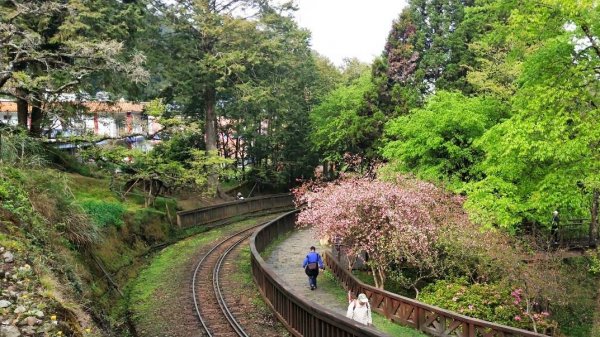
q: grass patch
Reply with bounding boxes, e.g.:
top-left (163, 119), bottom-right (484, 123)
top-left (236, 246), bottom-right (254, 284)
top-left (68, 174), bottom-right (120, 203)
top-left (552, 256), bottom-right (600, 337)
top-left (235, 246), bottom-right (290, 335)
top-left (0, 232), bottom-right (27, 252)
top-left (79, 200), bottom-right (126, 229)
top-left (234, 246), bottom-right (280, 316)
top-left (129, 228), bottom-right (225, 320)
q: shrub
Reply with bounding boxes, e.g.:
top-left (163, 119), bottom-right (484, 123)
top-left (420, 278), bottom-right (557, 333)
top-left (0, 128), bottom-right (46, 167)
top-left (0, 170), bottom-right (33, 221)
top-left (57, 210), bottom-right (102, 247)
top-left (587, 248), bottom-right (600, 275)
top-left (421, 279), bottom-right (523, 327)
top-left (79, 200), bottom-right (126, 229)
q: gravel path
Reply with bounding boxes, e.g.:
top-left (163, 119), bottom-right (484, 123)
top-left (265, 228), bottom-right (348, 315)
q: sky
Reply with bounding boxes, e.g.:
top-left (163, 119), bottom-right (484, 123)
top-left (293, 0), bottom-right (408, 66)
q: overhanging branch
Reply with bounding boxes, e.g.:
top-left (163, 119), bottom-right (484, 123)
top-left (581, 25), bottom-right (600, 60)
top-left (42, 128), bottom-right (165, 146)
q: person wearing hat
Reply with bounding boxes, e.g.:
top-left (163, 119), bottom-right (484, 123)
top-left (346, 291), bottom-right (372, 326)
top-left (551, 210), bottom-right (559, 245)
top-left (302, 246), bottom-right (324, 290)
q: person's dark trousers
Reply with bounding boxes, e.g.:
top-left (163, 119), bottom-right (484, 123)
top-left (308, 275), bottom-right (316, 288)
top-left (305, 269), bottom-right (319, 289)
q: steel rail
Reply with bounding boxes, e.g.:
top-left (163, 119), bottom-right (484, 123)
top-left (192, 222), bottom-right (268, 337)
top-left (214, 232), bottom-right (252, 337)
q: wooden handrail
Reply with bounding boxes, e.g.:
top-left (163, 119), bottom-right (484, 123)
top-left (176, 193), bottom-right (293, 228)
top-left (177, 193), bottom-right (292, 215)
top-left (324, 251), bottom-right (550, 337)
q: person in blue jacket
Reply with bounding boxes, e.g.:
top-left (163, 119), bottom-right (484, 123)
top-left (302, 246), bottom-right (324, 290)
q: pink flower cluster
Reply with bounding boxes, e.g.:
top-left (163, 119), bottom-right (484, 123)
top-left (295, 175), bottom-right (468, 280)
top-left (511, 288), bottom-right (523, 305)
top-left (511, 288), bottom-right (551, 324)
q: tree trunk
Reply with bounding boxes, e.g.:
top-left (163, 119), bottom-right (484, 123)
top-left (204, 86), bottom-right (220, 195)
top-left (204, 87), bottom-right (217, 152)
top-left (371, 266), bottom-right (380, 289)
top-left (29, 94), bottom-right (43, 136)
top-left (234, 134), bottom-right (240, 173)
top-left (15, 61), bottom-right (29, 129)
top-left (372, 265), bottom-right (386, 290)
top-left (16, 91), bottom-right (28, 129)
top-left (590, 189), bottom-right (599, 246)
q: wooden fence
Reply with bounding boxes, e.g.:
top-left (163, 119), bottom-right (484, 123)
top-left (176, 193), bottom-right (293, 228)
top-left (233, 200), bottom-right (552, 337)
top-left (557, 219), bottom-right (597, 248)
top-left (324, 251), bottom-right (550, 337)
top-left (250, 211), bottom-right (387, 337)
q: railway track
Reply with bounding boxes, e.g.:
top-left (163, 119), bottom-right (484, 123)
top-left (192, 222), bottom-right (267, 337)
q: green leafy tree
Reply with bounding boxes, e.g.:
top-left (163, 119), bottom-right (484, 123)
top-left (382, 91), bottom-right (506, 189)
top-left (309, 71), bottom-right (385, 169)
top-left (376, 0), bottom-right (475, 116)
top-left (465, 0), bottom-right (600, 238)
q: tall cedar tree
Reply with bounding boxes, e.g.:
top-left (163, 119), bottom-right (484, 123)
top-left (377, 0), bottom-right (474, 116)
top-left (0, 0), bottom-right (147, 135)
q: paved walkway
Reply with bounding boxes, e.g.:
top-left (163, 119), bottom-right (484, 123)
top-left (264, 228), bottom-right (429, 337)
top-left (265, 228), bottom-right (348, 315)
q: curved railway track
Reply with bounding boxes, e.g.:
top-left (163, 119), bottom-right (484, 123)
top-left (192, 222), bottom-right (267, 337)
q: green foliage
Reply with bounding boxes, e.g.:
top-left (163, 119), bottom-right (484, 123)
top-left (82, 140), bottom-right (232, 205)
top-left (0, 166), bottom-right (104, 247)
top-left (151, 129), bottom-right (205, 164)
top-left (79, 200), bottom-right (125, 229)
top-left (550, 256), bottom-right (600, 337)
top-left (0, 128), bottom-right (46, 167)
top-left (376, 0), bottom-right (474, 118)
top-left (0, 0), bottom-right (148, 133)
top-left (465, 33), bottom-right (599, 229)
top-left (0, 168), bottom-right (32, 221)
top-left (140, 2), bottom-right (321, 189)
top-left (310, 72), bottom-right (384, 163)
top-left (420, 279), bottom-right (526, 328)
top-left (382, 91), bottom-right (506, 189)
top-left (376, 0), bottom-right (600, 233)
top-left (144, 98), bottom-right (167, 118)
top-left (588, 248), bottom-right (600, 275)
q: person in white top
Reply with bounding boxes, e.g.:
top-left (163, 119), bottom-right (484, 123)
top-left (346, 292), bottom-right (373, 326)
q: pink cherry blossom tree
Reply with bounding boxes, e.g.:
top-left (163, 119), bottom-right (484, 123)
top-left (295, 175), bottom-right (466, 289)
